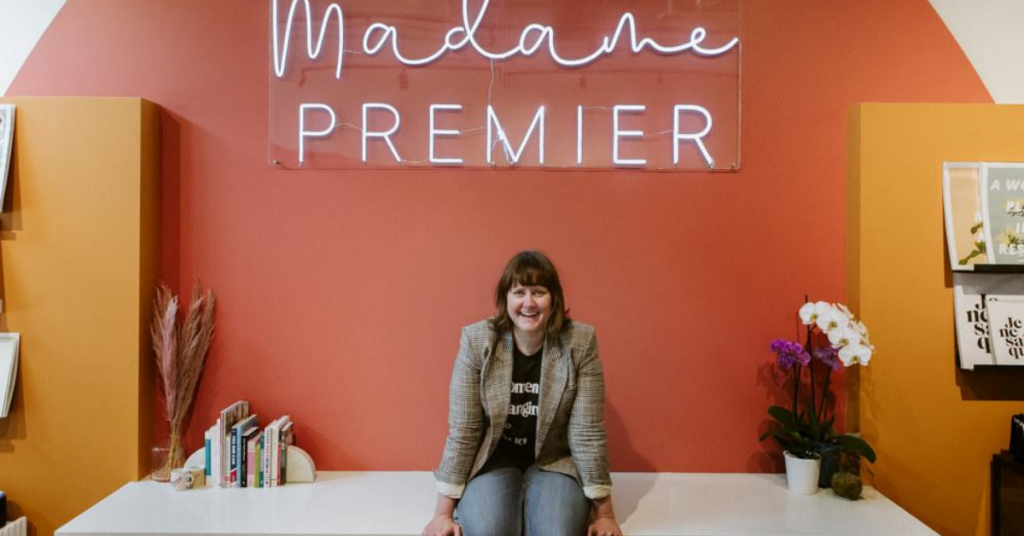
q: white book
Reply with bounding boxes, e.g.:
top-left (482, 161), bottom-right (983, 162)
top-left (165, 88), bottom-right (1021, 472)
top-left (943, 162), bottom-right (986, 270)
top-left (985, 294), bottom-right (1024, 365)
top-left (953, 273), bottom-right (1023, 369)
top-left (0, 104), bottom-right (14, 210)
top-left (209, 421), bottom-right (220, 483)
top-left (0, 333), bottom-right (20, 418)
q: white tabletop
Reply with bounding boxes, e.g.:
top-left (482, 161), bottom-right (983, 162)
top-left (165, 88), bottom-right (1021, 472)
top-left (56, 471), bottom-right (938, 536)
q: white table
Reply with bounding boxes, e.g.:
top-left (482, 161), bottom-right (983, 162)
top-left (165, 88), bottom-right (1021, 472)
top-left (56, 471), bottom-right (938, 536)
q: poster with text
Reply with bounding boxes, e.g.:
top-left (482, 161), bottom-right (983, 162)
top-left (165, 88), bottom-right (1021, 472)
top-left (953, 273), bottom-right (1022, 369)
top-left (943, 162), bottom-right (986, 270)
top-left (981, 163), bottom-right (1024, 264)
top-left (985, 294), bottom-right (1024, 366)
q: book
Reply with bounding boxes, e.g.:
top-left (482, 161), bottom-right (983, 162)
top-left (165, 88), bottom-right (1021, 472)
top-left (943, 162), bottom-right (987, 270)
top-left (953, 273), bottom-right (1022, 369)
top-left (262, 415), bottom-right (291, 487)
top-left (261, 428), bottom-right (270, 487)
top-left (247, 429), bottom-right (264, 488)
top-left (280, 421), bottom-right (295, 484)
top-left (981, 163), bottom-right (1024, 264)
top-left (238, 423), bottom-right (261, 487)
top-left (985, 295), bottom-right (1024, 365)
top-left (0, 333), bottom-right (20, 419)
top-left (218, 401), bottom-right (249, 487)
top-left (0, 105), bottom-right (14, 210)
top-left (212, 419), bottom-right (221, 483)
top-left (231, 415), bottom-right (258, 487)
top-left (204, 424), bottom-right (215, 480)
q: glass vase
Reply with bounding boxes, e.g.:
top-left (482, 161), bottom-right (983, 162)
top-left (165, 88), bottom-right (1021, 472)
top-left (150, 435), bottom-right (185, 482)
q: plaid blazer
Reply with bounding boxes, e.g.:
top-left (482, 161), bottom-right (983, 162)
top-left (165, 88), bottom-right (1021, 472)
top-left (434, 319), bottom-right (612, 499)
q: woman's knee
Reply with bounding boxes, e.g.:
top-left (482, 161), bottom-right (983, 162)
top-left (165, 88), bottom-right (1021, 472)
top-left (456, 467), bottom-right (523, 536)
top-left (523, 467), bottom-right (590, 536)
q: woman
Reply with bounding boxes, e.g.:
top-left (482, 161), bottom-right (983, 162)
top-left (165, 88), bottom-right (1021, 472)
top-left (423, 251), bottom-right (622, 536)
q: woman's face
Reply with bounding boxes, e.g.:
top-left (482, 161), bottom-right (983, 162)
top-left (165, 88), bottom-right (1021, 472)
top-left (506, 283), bottom-right (552, 336)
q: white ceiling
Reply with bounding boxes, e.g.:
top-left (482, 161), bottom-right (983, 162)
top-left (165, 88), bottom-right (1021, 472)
top-left (0, 0), bottom-right (1020, 103)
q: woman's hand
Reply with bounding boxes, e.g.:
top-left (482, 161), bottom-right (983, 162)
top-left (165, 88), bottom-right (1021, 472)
top-left (587, 516), bottom-right (623, 536)
top-left (422, 514), bottom-right (462, 536)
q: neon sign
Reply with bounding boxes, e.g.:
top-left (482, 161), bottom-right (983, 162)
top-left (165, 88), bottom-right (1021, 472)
top-left (269, 0), bottom-right (741, 170)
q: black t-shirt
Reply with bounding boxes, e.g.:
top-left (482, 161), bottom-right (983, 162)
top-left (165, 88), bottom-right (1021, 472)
top-left (490, 343), bottom-right (543, 472)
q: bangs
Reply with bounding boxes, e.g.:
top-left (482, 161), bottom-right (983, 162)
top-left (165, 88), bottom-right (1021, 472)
top-left (510, 263), bottom-right (550, 289)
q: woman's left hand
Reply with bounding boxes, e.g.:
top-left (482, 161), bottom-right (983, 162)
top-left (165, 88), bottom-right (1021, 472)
top-left (587, 516), bottom-right (623, 536)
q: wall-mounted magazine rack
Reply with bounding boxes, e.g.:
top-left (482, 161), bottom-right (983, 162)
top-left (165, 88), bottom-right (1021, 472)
top-left (973, 265), bottom-right (1024, 274)
top-left (945, 162), bottom-right (1024, 370)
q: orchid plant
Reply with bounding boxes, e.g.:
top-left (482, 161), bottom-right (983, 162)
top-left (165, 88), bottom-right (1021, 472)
top-left (760, 301), bottom-right (877, 463)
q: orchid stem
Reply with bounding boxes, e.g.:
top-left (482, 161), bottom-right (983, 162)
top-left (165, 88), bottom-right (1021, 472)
top-left (818, 368), bottom-right (832, 423)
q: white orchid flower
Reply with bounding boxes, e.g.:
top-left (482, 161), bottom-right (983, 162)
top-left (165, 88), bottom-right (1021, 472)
top-left (799, 301), bottom-right (833, 325)
top-left (828, 325), bottom-right (862, 348)
top-left (852, 319), bottom-right (872, 345)
top-left (839, 343), bottom-right (873, 366)
top-left (815, 307), bottom-right (850, 333)
top-left (836, 303), bottom-right (853, 320)
top-left (798, 302), bottom-right (816, 324)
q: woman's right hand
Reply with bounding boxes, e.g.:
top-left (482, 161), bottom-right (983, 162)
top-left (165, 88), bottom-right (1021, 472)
top-left (422, 515), bottom-right (462, 536)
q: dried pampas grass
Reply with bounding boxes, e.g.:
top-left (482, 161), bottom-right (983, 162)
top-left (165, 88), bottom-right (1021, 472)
top-left (152, 281), bottom-right (216, 471)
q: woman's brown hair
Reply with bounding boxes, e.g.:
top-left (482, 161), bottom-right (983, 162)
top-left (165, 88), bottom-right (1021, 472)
top-left (490, 250), bottom-right (571, 339)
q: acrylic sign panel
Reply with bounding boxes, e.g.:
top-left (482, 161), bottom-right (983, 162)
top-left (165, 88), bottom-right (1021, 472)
top-left (268, 0), bottom-right (741, 170)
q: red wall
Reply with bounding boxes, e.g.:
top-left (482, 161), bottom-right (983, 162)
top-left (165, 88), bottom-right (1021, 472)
top-left (9, 0), bottom-right (990, 472)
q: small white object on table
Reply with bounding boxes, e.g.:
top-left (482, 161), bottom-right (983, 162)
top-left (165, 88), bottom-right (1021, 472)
top-left (57, 472), bottom-right (938, 536)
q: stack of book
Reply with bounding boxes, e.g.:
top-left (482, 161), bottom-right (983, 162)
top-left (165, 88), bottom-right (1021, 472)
top-left (204, 400), bottom-right (297, 487)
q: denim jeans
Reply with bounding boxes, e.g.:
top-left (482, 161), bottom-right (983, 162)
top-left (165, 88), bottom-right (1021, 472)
top-left (455, 464), bottom-right (590, 536)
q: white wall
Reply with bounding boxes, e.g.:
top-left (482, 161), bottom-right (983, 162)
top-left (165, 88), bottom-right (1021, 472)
top-left (928, 0), bottom-right (1024, 104)
top-left (0, 0), bottom-right (67, 95)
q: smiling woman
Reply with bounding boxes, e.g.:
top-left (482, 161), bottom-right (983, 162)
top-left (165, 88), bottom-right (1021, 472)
top-left (424, 251), bottom-right (622, 536)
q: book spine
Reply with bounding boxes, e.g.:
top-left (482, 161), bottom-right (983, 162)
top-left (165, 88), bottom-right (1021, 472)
top-left (212, 424), bottom-right (219, 486)
top-left (229, 425), bottom-right (238, 487)
top-left (270, 423), bottom-right (281, 487)
top-left (279, 436), bottom-right (286, 485)
top-left (238, 429), bottom-right (247, 488)
top-left (215, 417), bottom-right (225, 487)
top-left (251, 434), bottom-right (260, 487)
top-left (220, 416), bottom-right (229, 487)
top-left (204, 429), bottom-right (212, 479)
top-left (246, 436), bottom-right (255, 488)
top-left (280, 423), bottom-right (294, 485)
top-left (262, 431), bottom-right (270, 488)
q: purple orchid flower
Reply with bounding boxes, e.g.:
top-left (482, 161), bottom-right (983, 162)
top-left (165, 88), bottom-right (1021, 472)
top-left (770, 339), bottom-right (811, 370)
top-left (812, 346), bottom-right (841, 371)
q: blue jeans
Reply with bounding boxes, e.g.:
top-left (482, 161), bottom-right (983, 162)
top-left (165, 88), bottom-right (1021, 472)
top-left (455, 464), bottom-right (590, 536)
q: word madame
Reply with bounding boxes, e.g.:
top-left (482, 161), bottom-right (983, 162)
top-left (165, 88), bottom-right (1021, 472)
top-left (271, 0), bottom-right (740, 80)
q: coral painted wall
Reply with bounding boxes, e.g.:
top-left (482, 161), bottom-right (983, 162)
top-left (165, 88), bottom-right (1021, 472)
top-left (7, 0), bottom-right (990, 481)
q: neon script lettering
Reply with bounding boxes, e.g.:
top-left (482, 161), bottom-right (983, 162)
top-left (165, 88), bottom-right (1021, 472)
top-left (271, 0), bottom-right (740, 79)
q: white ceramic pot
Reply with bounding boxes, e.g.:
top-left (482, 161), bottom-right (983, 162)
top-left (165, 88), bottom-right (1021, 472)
top-left (784, 450), bottom-right (821, 495)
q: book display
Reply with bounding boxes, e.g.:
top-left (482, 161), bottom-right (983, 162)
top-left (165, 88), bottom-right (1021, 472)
top-left (199, 400), bottom-right (307, 488)
top-left (945, 162), bottom-right (1024, 369)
